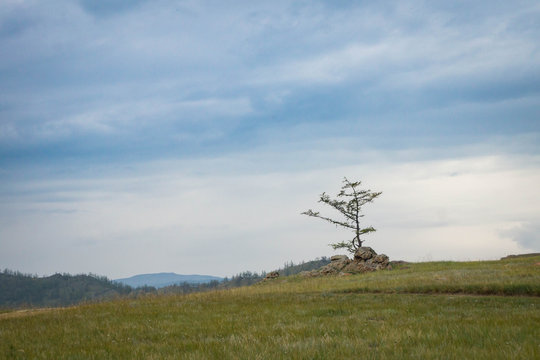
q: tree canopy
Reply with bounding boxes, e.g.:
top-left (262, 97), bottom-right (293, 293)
top-left (302, 178), bottom-right (382, 254)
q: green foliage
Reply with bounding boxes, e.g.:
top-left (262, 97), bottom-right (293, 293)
top-left (302, 177), bottom-right (382, 253)
top-left (0, 270), bottom-right (134, 308)
top-left (0, 256), bottom-right (331, 306)
top-left (0, 256), bottom-right (539, 359)
top-left (278, 257), bottom-right (331, 276)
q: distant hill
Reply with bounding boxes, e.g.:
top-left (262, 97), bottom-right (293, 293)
top-left (159, 257), bottom-right (332, 294)
top-left (114, 273), bottom-right (224, 289)
top-left (0, 270), bottom-right (133, 308)
top-left (0, 258), bottom-right (328, 307)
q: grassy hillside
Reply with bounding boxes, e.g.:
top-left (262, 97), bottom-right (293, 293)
top-left (1, 256), bottom-right (539, 359)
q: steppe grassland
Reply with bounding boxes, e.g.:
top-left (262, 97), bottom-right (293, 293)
top-left (1, 256), bottom-right (539, 359)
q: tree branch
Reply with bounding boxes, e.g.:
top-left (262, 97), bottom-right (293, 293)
top-left (301, 210), bottom-right (356, 229)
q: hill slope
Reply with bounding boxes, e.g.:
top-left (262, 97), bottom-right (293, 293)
top-left (0, 271), bottom-right (132, 308)
top-left (1, 256), bottom-right (539, 359)
top-left (114, 273), bottom-right (223, 288)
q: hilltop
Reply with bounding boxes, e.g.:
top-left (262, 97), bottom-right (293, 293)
top-left (0, 270), bottom-right (133, 308)
top-left (1, 255), bottom-right (539, 359)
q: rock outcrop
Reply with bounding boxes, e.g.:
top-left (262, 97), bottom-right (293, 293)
top-left (262, 271), bottom-right (280, 281)
top-left (300, 247), bottom-right (391, 277)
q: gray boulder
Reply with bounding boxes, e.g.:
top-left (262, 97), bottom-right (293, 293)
top-left (263, 271), bottom-right (280, 281)
top-left (354, 247), bottom-right (377, 261)
top-left (373, 254), bottom-right (389, 266)
top-left (318, 256), bottom-right (352, 275)
top-left (331, 255), bottom-right (349, 261)
top-left (301, 247), bottom-right (391, 277)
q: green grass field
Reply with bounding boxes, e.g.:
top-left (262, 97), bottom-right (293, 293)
top-left (1, 256), bottom-right (539, 359)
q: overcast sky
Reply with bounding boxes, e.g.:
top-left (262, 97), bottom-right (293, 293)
top-left (1, 0), bottom-right (539, 279)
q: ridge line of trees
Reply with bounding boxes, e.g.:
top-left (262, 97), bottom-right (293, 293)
top-left (1, 256), bottom-right (331, 308)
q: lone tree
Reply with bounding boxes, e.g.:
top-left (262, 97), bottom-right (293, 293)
top-left (302, 178), bottom-right (382, 254)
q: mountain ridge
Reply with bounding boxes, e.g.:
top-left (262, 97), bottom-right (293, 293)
top-left (114, 272), bottom-right (223, 289)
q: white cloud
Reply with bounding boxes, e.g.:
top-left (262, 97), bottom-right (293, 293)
top-left (252, 24), bottom-right (539, 95)
top-left (1, 0), bottom-right (539, 279)
top-left (252, 42), bottom-right (388, 84)
top-left (35, 96), bottom-right (252, 139)
top-left (1, 140), bottom-right (538, 277)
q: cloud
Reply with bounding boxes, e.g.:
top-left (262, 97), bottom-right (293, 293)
top-left (1, 0), bottom-right (539, 157)
top-left (1, 138), bottom-right (538, 277)
top-left (0, 6), bottom-right (36, 38)
top-left (77, 0), bottom-right (148, 17)
top-left (0, 0), bottom-right (539, 277)
top-left (0, 123), bottom-right (18, 140)
top-left (253, 42), bottom-right (390, 85)
top-left (37, 96), bottom-right (252, 139)
top-left (253, 22), bottom-right (540, 109)
top-left (501, 222), bottom-right (540, 251)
